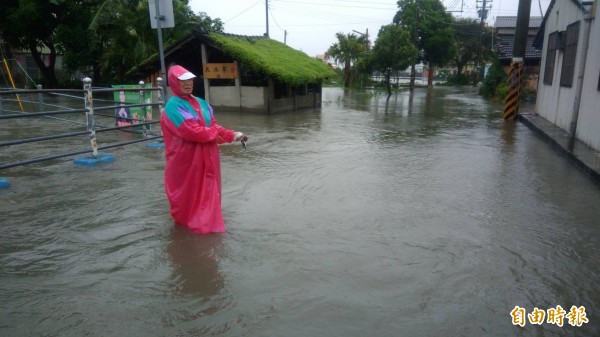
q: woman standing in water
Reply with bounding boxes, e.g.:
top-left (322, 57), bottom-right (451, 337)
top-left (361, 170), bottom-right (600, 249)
top-left (160, 65), bottom-right (247, 234)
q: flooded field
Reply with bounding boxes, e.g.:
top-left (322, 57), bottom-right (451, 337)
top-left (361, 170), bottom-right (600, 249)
top-left (1, 87), bottom-right (599, 336)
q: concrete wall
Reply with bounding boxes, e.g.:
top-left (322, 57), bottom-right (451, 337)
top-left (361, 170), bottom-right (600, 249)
top-left (271, 97), bottom-right (294, 114)
top-left (209, 86), bottom-right (240, 110)
top-left (208, 85), bottom-right (321, 113)
top-left (536, 1), bottom-right (600, 151)
top-left (241, 87), bottom-right (266, 110)
top-left (209, 86), bottom-right (267, 112)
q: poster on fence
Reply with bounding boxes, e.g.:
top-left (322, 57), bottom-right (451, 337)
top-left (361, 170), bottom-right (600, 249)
top-left (112, 84), bottom-right (152, 130)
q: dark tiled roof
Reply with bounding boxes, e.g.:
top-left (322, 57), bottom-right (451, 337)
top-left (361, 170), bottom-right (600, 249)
top-left (494, 16), bottom-right (543, 28)
top-left (495, 35), bottom-right (542, 61)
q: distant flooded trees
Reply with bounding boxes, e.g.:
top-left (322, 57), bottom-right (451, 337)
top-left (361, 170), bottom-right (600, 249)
top-left (328, 0), bottom-right (499, 90)
top-left (0, 0), bottom-right (223, 88)
top-left (394, 0), bottom-right (456, 88)
top-left (370, 25), bottom-right (417, 96)
top-left (326, 32), bottom-right (369, 88)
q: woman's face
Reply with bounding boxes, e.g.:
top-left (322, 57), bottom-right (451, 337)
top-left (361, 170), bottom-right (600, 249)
top-left (178, 79), bottom-right (194, 95)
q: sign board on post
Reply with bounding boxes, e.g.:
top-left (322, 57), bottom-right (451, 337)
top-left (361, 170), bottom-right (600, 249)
top-left (112, 85), bottom-right (153, 130)
top-left (202, 63), bottom-right (239, 79)
top-left (148, 0), bottom-right (174, 28)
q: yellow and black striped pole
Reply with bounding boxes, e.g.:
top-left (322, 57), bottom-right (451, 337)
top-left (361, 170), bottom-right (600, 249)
top-left (428, 66), bottom-right (434, 87)
top-left (503, 57), bottom-right (524, 120)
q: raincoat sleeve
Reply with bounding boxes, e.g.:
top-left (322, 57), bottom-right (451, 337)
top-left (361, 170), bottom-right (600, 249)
top-left (205, 104), bottom-right (236, 144)
top-left (214, 123), bottom-right (235, 144)
top-left (163, 99), bottom-right (218, 143)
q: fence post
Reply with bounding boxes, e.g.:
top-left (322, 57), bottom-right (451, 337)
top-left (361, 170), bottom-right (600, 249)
top-left (157, 77), bottom-right (164, 109)
top-left (37, 84), bottom-right (44, 113)
top-left (146, 77), bottom-right (165, 148)
top-left (157, 77), bottom-right (164, 137)
top-left (74, 77), bottom-right (115, 166)
top-left (139, 80), bottom-right (147, 137)
top-left (83, 77), bottom-right (98, 157)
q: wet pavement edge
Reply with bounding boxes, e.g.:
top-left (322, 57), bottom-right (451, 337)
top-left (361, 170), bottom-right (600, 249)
top-left (518, 112), bottom-right (600, 185)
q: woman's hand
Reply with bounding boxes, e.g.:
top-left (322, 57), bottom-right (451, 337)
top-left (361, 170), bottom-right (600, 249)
top-left (234, 132), bottom-right (248, 142)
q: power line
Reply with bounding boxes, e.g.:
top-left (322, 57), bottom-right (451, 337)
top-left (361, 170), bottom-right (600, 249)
top-left (275, 0), bottom-right (397, 8)
top-left (269, 2), bottom-right (391, 25)
top-left (222, 0), bottom-right (263, 24)
top-left (269, 8), bottom-right (285, 32)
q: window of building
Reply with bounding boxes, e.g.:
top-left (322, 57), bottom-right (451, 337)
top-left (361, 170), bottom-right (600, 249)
top-left (543, 32), bottom-right (559, 85)
top-left (560, 21), bottom-right (580, 87)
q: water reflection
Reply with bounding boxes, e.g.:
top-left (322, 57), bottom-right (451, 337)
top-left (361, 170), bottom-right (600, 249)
top-left (167, 226), bottom-right (224, 297)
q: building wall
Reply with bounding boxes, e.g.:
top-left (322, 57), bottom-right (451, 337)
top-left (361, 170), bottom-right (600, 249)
top-left (208, 85), bottom-right (321, 113)
top-left (241, 87), bottom-right (266, 109)
top-left (209, 86), bottom-right (266, 112)
top-left (574, 10), bottom-right (600, 150)
top-left (536, 1), bottom-right (589, 133)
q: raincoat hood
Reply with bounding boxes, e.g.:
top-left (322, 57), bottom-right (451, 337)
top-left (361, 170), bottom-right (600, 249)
top-left (168, 65), bottom-right (196, 98)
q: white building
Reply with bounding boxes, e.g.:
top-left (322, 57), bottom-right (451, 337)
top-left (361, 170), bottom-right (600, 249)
top-left (534, 0), bottom-right (600, 151)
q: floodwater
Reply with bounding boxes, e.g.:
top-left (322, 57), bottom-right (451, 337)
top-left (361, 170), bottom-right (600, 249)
top-left (1, 87), bottom-right (599, 336)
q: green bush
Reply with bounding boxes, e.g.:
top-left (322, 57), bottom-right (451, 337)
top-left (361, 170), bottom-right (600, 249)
top-left (495, 81), bottom-right (508, 99)
top-left (444, 74), bottom-right (471, 86)
top-left (480, 58), bottom-right (506, 99)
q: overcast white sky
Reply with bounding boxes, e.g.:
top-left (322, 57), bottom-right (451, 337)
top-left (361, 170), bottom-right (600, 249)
top-left (188, 0), bottom-right (551, 57)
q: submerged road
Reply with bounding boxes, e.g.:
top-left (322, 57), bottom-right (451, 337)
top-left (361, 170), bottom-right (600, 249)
top-left (1, 86), bottom-right (599, 336)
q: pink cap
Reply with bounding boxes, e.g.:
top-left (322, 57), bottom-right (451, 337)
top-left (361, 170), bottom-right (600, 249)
top-left (169, 65), bottom-right (196, 80)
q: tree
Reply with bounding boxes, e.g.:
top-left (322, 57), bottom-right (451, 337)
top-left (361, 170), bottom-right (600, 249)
top-left (393, 0), bottom-right (456, 88)
top-left (370, 24), bottom-right (417, 96)
top-left (0, 0), bottom-right (224, 87)
top-left (0, 0), bottom-right (89, 88)
top-left (326, 32), bottom-right (369, 88)
top-left (89, 0), bottom-right (223, 84)
top-left (55, 0), bottom-right (104, 84)
top-left (452, 18), bottom-right (494, 83)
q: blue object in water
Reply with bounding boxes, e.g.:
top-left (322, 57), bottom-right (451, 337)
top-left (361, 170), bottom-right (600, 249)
top-left (0, 178), bottom-right (10, 189)
top-left (147, 141), bottom-right (165, 149)
top-left (73, 154), bottom-right (116, 166)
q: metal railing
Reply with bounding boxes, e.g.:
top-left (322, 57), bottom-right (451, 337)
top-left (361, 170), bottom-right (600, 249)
top-left (0, 77), bottom-right (165, 171)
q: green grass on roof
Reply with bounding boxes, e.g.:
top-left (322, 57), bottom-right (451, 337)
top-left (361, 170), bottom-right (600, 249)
top-left (209, 33), bottom-right (335, 85)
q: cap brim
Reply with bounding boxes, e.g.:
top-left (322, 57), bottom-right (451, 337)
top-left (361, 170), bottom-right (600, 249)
top-left (177, 72), bottom-right (196, 80)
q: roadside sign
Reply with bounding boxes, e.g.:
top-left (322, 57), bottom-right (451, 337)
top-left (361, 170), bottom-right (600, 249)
top-left (148, 0), bottom-right (174, 29)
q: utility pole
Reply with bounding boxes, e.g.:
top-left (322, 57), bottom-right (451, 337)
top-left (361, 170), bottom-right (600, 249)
top-left (477, 0), bottom-right (492, 80)
top-left (265, 0), bottom-right (270, 37)
top-left (512, 0), bottom-right (531, 59)
top-left (503, 0), bottom-right (531, 120)
top-left (410, 7), bottom-right (419, 91)
top-left (352, 29), bottom-right (369, 88)
top-left (149, 0), bottom-right (174, 96)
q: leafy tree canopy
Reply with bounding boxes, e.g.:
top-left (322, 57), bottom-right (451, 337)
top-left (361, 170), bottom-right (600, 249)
top-left (370, 24), bottom-right (418, 95)
top-left (0, 0), bottom-right (224, 87)
top-left (393, 0), bottom-right (456, 67)
top-left (326, 32), bottom-right (369, 87)
top-left (452, 18), bottom-right (494, 76)
top-left (0, 0), bottom-right (92, 87)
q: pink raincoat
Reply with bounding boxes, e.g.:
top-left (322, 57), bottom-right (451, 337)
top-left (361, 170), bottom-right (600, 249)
top-left (160, 65), bottom-right (235, 234)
